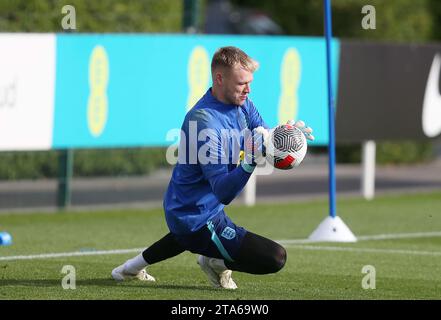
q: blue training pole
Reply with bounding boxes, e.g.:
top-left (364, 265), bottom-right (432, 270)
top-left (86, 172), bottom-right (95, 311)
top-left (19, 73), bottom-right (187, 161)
top-left (324, 0), bottom-right (337, 218)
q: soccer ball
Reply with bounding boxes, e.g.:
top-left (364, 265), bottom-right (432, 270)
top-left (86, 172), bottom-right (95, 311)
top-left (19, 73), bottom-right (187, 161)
top-left (265, 124), bottom-right (307, 170)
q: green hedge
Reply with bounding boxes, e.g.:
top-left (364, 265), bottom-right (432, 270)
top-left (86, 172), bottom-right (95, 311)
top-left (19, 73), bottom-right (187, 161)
top-left (73, 148), bottom-right (170, 177)
top-left (376, 141), bottom-right (434, 164)
top-left (0, 148), bottom-right (171, 180)
top-left (0, 151), bottom-right (59, 180)
top-left (336, 141), bottom-right (434, 164)
top-left (0, 0), bottom-right (184, 32)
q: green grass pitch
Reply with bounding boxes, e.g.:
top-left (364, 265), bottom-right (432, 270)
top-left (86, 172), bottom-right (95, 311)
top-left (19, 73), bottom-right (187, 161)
top-left (1, 192), bottom-right (441, 300)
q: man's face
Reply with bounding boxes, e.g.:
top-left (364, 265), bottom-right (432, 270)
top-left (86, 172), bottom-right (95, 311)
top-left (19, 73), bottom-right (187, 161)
top-left (221, 65), bottom-right (254, 106)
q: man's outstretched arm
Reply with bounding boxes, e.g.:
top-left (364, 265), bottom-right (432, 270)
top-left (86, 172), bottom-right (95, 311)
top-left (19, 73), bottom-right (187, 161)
top-left (207, 165), bottom-right (253, 205)
top-left (202, 127), bottom-right (266, 205)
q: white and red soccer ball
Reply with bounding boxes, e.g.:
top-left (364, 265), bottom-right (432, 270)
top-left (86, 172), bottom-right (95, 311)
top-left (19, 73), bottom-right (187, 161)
top-left (265, 124), bottom-right (308, 170)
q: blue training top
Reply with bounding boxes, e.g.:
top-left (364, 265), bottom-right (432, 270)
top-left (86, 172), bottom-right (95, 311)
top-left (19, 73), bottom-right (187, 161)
top-left (164, 88), bottom-right (268, 235)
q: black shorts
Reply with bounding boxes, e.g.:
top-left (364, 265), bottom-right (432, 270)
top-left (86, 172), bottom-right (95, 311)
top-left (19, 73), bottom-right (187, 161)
top-left (172, 212), bottom-right (247, 262)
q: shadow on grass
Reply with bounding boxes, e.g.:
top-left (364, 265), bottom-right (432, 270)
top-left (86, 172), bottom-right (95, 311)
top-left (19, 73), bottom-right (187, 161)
top-left (0, 278), bottom-right (218, 292)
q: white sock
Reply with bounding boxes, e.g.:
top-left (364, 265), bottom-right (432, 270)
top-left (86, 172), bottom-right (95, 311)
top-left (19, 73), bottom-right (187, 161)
top-left (124, 253), bottom-right (148, 274)
top-left (209, 258), bottom-right (228, 273)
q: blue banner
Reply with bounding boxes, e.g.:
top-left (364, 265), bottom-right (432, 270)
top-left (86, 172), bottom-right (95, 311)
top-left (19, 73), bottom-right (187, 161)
top-left (53, 34), bottom-right (339, 148)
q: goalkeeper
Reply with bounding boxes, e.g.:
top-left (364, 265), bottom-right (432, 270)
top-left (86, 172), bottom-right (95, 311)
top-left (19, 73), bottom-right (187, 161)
top-left (112, 46), bottom-right (314, 289)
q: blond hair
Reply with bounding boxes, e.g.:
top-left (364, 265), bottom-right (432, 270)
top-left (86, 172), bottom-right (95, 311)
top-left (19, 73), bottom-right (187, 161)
top-left (211, 46), bottom-right (259, 74)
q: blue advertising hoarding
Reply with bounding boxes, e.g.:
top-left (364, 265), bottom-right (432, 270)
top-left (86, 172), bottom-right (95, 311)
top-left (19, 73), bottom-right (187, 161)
top-left (53, 34), bottom-right (339, 148)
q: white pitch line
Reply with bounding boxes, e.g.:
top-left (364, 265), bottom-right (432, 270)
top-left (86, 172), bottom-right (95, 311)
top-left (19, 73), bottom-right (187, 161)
top-left (2, 231), bottom-right (441, 262)
top-left (0, 248), bottom-right (144, 262)
top-left (283, 244), bottom-right (441, 257)
top-left (278, 231), bottom-right (441, 245)
top-left (357, 231), bottom-right (441, 241)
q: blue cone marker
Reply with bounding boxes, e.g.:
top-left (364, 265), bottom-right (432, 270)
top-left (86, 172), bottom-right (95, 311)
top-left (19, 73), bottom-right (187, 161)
top-left (0, 232), bottom-right (12, 246)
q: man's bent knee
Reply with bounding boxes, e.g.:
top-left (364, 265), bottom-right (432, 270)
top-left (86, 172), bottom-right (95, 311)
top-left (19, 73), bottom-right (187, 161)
top-left (271, 245), bottom-right (287, 273)
top-left (261, 244), bottom-right (286, 274)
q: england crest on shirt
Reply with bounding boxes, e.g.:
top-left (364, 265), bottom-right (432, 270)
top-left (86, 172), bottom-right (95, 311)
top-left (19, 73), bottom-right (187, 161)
top-left (221, 227), bottom-right (236, 240)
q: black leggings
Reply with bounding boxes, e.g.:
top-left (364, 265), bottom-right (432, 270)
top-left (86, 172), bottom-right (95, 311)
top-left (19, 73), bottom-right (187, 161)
top-left (142, 231), bottom-right (287, 275)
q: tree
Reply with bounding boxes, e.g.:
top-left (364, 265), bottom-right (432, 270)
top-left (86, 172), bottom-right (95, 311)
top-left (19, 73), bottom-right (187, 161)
top-left (231, 0), bottom-right (435, 42)
top-left (0, 0), bottom-right (183, 32)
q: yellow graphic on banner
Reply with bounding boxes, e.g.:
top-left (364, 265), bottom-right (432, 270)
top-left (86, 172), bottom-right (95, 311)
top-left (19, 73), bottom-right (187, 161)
top-left (278, 48), bottom-right (301, 124)
top-left (187, 46), bottom-right (210, 110)
top-left (87, 45), bottom-right (109, 137)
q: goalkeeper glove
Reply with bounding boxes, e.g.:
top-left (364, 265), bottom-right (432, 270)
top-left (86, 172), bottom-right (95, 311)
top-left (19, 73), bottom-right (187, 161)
top-left (241, 126), bottom-right (269, 173)
top-left (287, 120), bottom-right (315, 141)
